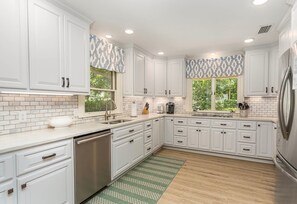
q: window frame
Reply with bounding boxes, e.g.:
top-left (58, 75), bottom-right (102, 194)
top-left (186, 76), bottom-right (244, 112)
top-left (78, 70), bottom-right (123, 118)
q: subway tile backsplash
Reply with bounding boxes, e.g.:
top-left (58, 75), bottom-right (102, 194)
top-left (0, 93), bottom-right (277, 136)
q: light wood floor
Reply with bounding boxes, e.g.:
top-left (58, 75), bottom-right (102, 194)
top-left (156, 149), bottom-right (277, 204)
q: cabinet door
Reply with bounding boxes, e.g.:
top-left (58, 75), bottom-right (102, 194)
top-left (257, 122), bottom-right (273, 158)
top-left (279, 20), bottom-right (291, 56)
top-left (153, 119), bottom-right (160, 150)
top-left (123, 48), bottom-right (134, 96)
top-left (167, 59), bottom-right (184, 97)
top-left (159, 117), bottom-right (165, 146)
top-left (28, 0), bottom-right (65, 91)
top-left (211, 129), bottom-right (224, 152)
top-left (65, 14), bottom-right (90, 93)
top-left (154, 59), bottom-right (167, 96)
top-left (269, 46), bottom-right (279, 96)
top-left (0, 0), bottom-right (28, 89)
top-left (130, 134), bottom-right (144, 165)
top-left (223, 130), bottom-right (236, 153)
top-left (0, 180), bottom-right (16, 204)
top-left (112, 138), bottom-right (131, 177)
top-left (165, 118), bottom-right (174, 145)
top-left (187, 127), bottom-right (199, 148)
top-left (245, 50), bottom-right (269, 96)
top-left (145, 56), bottom-right (154, 96)
top-left (198, 128), bottom-right (210, 150)
top-left (134, 51), bottom-right (145, 95)
top-left (18, 160), bottom-right (73, 204)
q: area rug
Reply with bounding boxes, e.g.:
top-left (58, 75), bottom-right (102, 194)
top-left (86, 155), bottom-right (185, 204)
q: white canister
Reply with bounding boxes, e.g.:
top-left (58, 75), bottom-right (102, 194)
top-left (131, 101), bottom-right (137, 117)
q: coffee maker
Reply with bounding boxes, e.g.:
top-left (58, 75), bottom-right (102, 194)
top-left (166, 102), bottom-right (175, 114)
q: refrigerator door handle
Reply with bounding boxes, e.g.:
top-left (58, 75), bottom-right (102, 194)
top-left (275, 155), bottom-right (297, 182)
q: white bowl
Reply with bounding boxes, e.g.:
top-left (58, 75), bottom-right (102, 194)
top-left (48, 116), bottom-right (73, 128)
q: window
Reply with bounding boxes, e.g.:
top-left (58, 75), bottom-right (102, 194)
top-left (79, 67), bottom-right (122, 117)
top-left (192, 77), bottom-right (238, 112)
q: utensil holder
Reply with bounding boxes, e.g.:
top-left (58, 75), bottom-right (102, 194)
top-left (240, 110), bottom-right (248, 117)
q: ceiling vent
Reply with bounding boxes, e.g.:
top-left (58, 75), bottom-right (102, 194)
top-left (258, 25), bottom-right (272, 34)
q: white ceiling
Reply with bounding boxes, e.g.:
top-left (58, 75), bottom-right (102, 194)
top-left (63, 0), bottom-right (290, 57)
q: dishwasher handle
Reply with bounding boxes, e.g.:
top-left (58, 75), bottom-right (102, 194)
top-left (76, 133), bottom-right (112, 145)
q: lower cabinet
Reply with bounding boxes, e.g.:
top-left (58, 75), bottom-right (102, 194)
top-left (130, 134), bottom-right (144, 165)
top-left (17, 160), bottom-right (73, 204)
top-left (211, 129), bottom-right (224, 152)
top-left (211, 129), bottom-right (236, 153)
top-left (0, 180), bottom-right (16, 204)
top-left (187, 127), bottom-right (210, 150)
top-left (257, 122), bottom-right (273, 158)
top-left (223, 130), bottom-right (236, 153)
top-left (152, 119), bottom-right (160, 151)
top-left (165, 117), bottom-right (174, 145)
top-left (187, 127), bottom-right (199, 148)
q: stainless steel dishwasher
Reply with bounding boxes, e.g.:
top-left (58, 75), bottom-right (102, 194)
top-left (74, 130), bottom-right (112, 204)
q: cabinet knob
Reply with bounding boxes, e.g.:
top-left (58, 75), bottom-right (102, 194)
top-left (61, 77), bottom-right (65, 87)
top-left (266, 87), bottom-right (268, 93)
top-left (258, 124), bottom-right (261, 127)
top-left (7, 188), bottom-right (14, 195)
top-left (271, 87), bottom-right (274, 93)
top-left (66, 78), bottom-right (70, 88)
top-left (129, 139), bottom-right (134, 143)
top-left (21, 184), bottom-right (27, 190)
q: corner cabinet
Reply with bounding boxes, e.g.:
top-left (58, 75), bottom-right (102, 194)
top-left (28, 0), bottom-right (90, 94)
top-left (244, 46), bottom-right (278, 97)
top-left (256, 122), bottom-right (273, 158)
top-left (165, 117), bottom-right (174, 145)
top-left (167, 59), bottom-right (186, 97)
top-left (0, 0), bottom-right (28, 90)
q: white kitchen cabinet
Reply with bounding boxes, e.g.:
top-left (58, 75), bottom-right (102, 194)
top-left (153, 119), bottom-right (161, 151)
top-left (188, 127), bottom-right (199, 148)
top-left (167, 59), bottom-right (186, 97)
top-left (154, 59), bottom-right (167, 96)
top-left (17, 159), bottom-right (73, 204)
top-left (165, 117), bottom-right (174, 145)
top-left (223, 130), bottom-right (236, 153)
top-left (0, 0), bottom-right (28, 90)
top-left (145, 56), bottom-right (155, 96)
top-left (64, 14), bottom-right (90, 93)
top-left (134, 51), bottom-right (145, 96)
top-left (112, 137), bottom-right (131, 177)
top-left (0, 180), bottom-right (16, 204)
top-left (123, 48), bottom-right (134, 96)
top-left (269, 47), bottom-right (279, 96)
top-left (256, 122), bottom-right (273, 158)
top-left (198, 128), bottom-right (210, 150)
top-left (244, 49), bottom-right (269, 96)
top-left (211, 129), bottom-right (224, 152)
top-left (130, 134), bottom-right (144, 165)
top-left (160, 117), bottom-right (165, 146)
top-left (28, 0), bottom-right (90, 93)
top-left (292, 2), bottom-right (297, 45)
top-left (279, 18), bottom-right (291, 56)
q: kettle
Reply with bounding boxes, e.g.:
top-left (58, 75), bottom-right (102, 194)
top-left (166, 102), bottom-right (175, 114)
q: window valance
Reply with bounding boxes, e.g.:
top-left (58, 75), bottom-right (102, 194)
top-left (186, 54), bottom-right (244, 78)
top-left (90, 34), bottom-right (125, 73)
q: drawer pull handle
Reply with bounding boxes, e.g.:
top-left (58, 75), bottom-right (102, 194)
top-left (129, 129), bottom-right (134, 133)
top-left (147, 124), bottom-right (151, 127)
top-left (42, 153), bottom-right (56, 160)
top-left (7, 188), bottom-right (14, 195)
top-left (147, 147), bottom-right (151, 151)
top-left (130, 139), bottom-right (134, 143)
top-left (178, 121), bottom-right (183, 123)
top-left (147, 135), bottom-right (151, 138)
top-left (243, 125), bottom-right (251, 127)
top-left (61, 77), bottom-right (65, 87)
top-left (155, 120), bottom-right (159, 122)
top-left (177, 141), bottom-right (183, 143)
top-left (243, 148), bottom-right (250, 151)
top-left (220, 124), bottom-right (227, 126)
top-left (243, 136), bottom-right (251, 139)
top-left (66, 78), bottom-right (70, 88)
top-left (196, 122), bottom-right (202, 124)
top-left (177, 130), bottom-right (183, 133)
top-left (21, 184), bottom-right (27, 190)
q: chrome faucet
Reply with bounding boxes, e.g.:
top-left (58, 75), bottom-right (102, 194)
top-left (105, 99), bottom-right (117, 121)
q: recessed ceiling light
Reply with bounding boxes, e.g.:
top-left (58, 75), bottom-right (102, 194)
top-left (244, 38), bottom-right (254, 43)
top-left (125, 29), bottom-right (134, 35)
top-left (211, 53), bottom-right (216, 56)
top-left (253, 0), bottom-right (268, 5)
top-left (158, 52), bottom-right (164, 55)
top-left (105, 34), bottom-right (112, 39)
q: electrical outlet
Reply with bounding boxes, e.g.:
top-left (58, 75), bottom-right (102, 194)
top-left (18, 111), bottom-right (27, 123)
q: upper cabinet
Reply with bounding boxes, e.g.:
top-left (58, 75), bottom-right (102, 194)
top-left (29, 0), bottom-right (90, 93)
top-left (279, 18), bottom-right (291, 56)
top-left (0, 0), bottom-right (28, 90)
top-left (133, 50), bottom-right (145, 96)
top-left (0, 0), bottom-right (91, 94)
top-left (167, 59), bottom-right (186, 97)
top-left (291, 2), bottom-right (297, 45)
top-left (244, 46), bottom-right (278, 97)
top-left (154, 59), bottom-right (167, 97)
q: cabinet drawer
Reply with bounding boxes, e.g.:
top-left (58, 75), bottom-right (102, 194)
top-left (211, 120), bottom-right (236, 129)
top-left (144, 130), bottom-right (152, 143)
top-left (237, 143), bottom-right (256, 156)
top-left (174, 136), bottom-right (187, 147)
top-left (174, 118), bottom-right (188, 125)
top-left (238, 121), bottom-right (256, 130)
top-left (174, 126), bottom-right (187, 136)
top-left (112, 123), bottom-right (143, 141)
top-left (0, 154), bottom-right (14, 183)
top-left (16, 140), bottom-right (72, 176)
top-left (144, 121), bottom-right (152, 130)
top-left (188, 118), bottom-right (210, 127)
top-left (144, 142), bottom-right (153, 156)
top-left (238, 130), bottom-right (256, 143)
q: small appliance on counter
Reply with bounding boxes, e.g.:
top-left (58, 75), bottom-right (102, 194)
top-left (131, 101), bottom-right (137, 117)
top-left (157, 103), bottom-right (165, 114)
top-left (166, 102), bottom-right (175, 114)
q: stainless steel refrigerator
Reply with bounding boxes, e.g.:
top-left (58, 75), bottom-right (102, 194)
top-left (275, 49), bottom-right (297, 204)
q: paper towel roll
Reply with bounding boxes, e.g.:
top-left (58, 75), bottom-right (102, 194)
top-left (131, 102), bottom-right (137, 117)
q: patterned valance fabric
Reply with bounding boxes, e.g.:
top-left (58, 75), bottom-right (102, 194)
top-left (90, 34), bottom-right (125, 73)
top-left (186, 54), bottom-right (244, 78)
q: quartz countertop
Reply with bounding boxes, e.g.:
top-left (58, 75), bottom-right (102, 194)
top-left (0, 113), bottom-right (277, 154)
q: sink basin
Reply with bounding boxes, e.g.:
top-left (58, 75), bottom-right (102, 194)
top-left (101, 119), bottom-right (132, 125)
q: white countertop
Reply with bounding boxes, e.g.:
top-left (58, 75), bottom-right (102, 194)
top-left (0, 113), bottom-right (277, 154)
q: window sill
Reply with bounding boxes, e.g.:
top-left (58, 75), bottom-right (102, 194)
top-left (77, 110), bottom-right (123, 118)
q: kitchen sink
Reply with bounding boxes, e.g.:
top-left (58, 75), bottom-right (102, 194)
top-left (101, 119), bottom-right (132, 125)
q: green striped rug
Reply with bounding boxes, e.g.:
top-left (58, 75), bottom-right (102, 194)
top-left (86, 155), bottom-right (185, 204)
